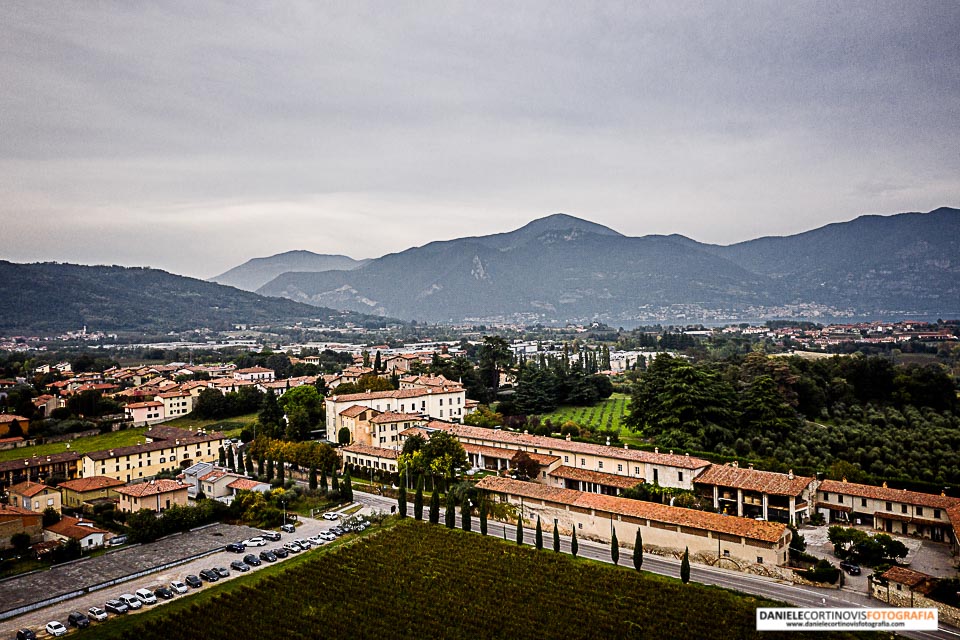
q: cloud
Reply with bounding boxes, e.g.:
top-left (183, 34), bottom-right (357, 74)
top-left (1, 1), bottom-right (958, 276)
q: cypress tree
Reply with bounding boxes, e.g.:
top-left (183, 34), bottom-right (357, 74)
top-left (515, 516), bottom-right (523, 545)
top-left (681, 547), bottom-right (690, 584)
top-left (234, 449), bottom-right (243, 472)
top-left (397, 474), bottom-right (407, 518)
top-left (245, 452), bottom-right (254, 475)
top-left (479, 499), bottom-right (487, 536)
top-left (218, 446), bottom-right (226, 466)
top-left (535, 516), bottom-right (543, 550)
top-left (553, 519), bottom-right (560, 552)
top-left (429, 488), bottom-right (440, 524)
top-left (331, 472), bottom-right (340, 496)
top-left (445, 497), bottom-right (456, 528)
top-left (413, 476), bottom-right (424, 521)
top-left (571, 528), bottom-right (579, 558)
top-left (461, 500), bottom-right (471, 532)
top-left (226, 446), bottom-right (235, 471)
top-left (634, 529), bottom-right (643, 571)
top-left (320, 466), bottom-right (328, 493)
top-left (257, 456), bottom-right (265, 477)
top-left (266, 457), bottom-right (275, 481)
top-left (277, 455), bottom-right (285, 484)
top-left (309, 466), bottom-right (318, 490)
top-left (611, 527), bottom-right (620, 565)
top-left (343, 472), bottom-right (353, 502)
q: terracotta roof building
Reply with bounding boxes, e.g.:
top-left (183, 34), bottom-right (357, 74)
top-left (478, 476), bottom-right (791, 567)
top-left (114, 479), bottom-right (189, 513)
top-left (8, 480), bottom-right (62, 514)
top-left (58, 476), bottom-right (126, 510)
top-left (44, 516), bottom-right (110, 549)
top-left (81, 430), bottom-right (224, 484)
top-left (694, 462), bottom-right (814, 525)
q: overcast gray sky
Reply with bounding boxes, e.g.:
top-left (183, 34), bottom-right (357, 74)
top-left (1, 1), bottom-right (958, 278)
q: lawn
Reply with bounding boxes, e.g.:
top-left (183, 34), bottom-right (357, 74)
top-left (163, 412), bottom-right (259, 437)
top-left (0, 428), bottom-right (148, 463)
top-left (92, 521), bottom-right (867, 640)
top-left (541, 393), bottom-right (644, 445)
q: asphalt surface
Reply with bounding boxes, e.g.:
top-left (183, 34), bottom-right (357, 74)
top-left (354, 490), bottom-right (960, 640)
top-left (0, 510), bottom-right (355, 638)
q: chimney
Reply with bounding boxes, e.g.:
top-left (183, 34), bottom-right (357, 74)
top-left (654, 447), bottom-right (659, 454)
top-left (605, 437), bottom-right (610, 446)
top-left (788, 469), bottom-right (794, 480)
top-left (748, 463), bottom-right (754, 470)
top-left (732, 460), bottom-right (739, 468)
top-left (524, 430), bottom-right (528, 435)
top-left (882, 481), bottom-right (888, 488)
top-left (566, 434), bottom-right (571, 442)
top-left (624, 444), bottom-right (628, 450)
top-left (669, 450), bottom-right (673, 455)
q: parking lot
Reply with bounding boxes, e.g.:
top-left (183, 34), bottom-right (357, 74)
top-left (0, 510), bottom-right (360, 638)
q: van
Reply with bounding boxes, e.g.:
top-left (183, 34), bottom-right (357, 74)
top-left (118, 594), bottom-right (142, 610)
top-left (135, 588), bottom-right (157, 605)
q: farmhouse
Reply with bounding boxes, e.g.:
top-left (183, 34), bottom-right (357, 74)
top-left (114, 479), bottom-right (189, 513)
top-left (80, 430), bottom-right (225, 483)
top-left (57, 475), bottom-right (126, 510)
top-left (478, 476), bottom-right (792, 566)
top-left (341, 443), bottom-right (400, 474)
top-left (44, 516), bottom-right (110, 550)
top-left (693, 462), bottom-right (814, 525)
top-left (0, 452), bottom-right (81, 490)
top-left (7, 480), bottom-right (61, 514)
top-left (325, 384), bottom-right (470, 439)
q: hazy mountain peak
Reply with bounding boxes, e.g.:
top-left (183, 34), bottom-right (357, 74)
top-left (476, 213), bottom-right (623, 250)
top-left (211, 252), bottom-right (367, 292)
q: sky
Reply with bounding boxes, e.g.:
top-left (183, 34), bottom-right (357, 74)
top-left (1, 2), bottom-right (958, 279)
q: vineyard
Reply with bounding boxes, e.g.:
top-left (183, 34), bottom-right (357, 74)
top-left (103, 521), bottom-right (864, 640)
top-left (542, 393), bottom-right (633, 432)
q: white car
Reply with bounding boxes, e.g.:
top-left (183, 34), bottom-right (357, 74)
top-left (243, 537), bottom-right (266, 547)
top-left (135, 588), bottom-right (157, 605)
top-left (306, 535), bottom-right (324, 546)
top-left (322, 512), bottom-right (339, 521)
top-left (45, 622), bottom-right (67, 637)
top-left (118, 594), bottom-right (142, 610)
top-left (87, 606), bottom-right (108, 622)
top-left (170, 580), bottom-right (188, 594)
top-left (319, 531), bottom-right (336, 542)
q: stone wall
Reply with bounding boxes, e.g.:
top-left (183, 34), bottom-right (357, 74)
top-left (872, 580), bottom-right (960, 628)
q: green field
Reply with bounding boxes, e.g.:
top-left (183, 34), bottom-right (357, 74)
top-left (88, 520), bottom-right (867, 640)
top-left (163, 411), bottom-right (259, 437)
top-left (0, 428), bottom-right (148, 463)
top-left (541, 393), bottom-right (644, 444)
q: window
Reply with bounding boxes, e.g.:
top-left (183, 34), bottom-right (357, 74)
top-left (564, 456), bottom-right (569, 463)
top-left (47, 498), bottom-right (54, 506)
top-left (653, 469), bottom-right (658, 484)
top-left (757, 557), bottom-right (763, 564)
top-left (678, 472), bottom-right (683, 482)
top-left (635, 467), bottom-right (640, 475)
top-left (618, 464), bottom-right (623, 472)
top-left (838, 495), bottom-right (843, 504)
top-left (598, 461), bottom-right (603, 469)
top-left (901, 504), bottom-right (907, 514)
top-left (580, 458), bottom-right (586, 467)
top-left (723, 550), bottom-right (730, 557)
top-left (934, 509), bottom-right (941, 519)
top-left (578, 523), bottom-right (582, 529)
top-left (916, 507), bottom-right (923, 517)
top-left (861, 498), bottom-right (867, 507)
top-left (886, 502), bottom-right (892, 511)
top-left (823, 492), bottom-right (830, 501)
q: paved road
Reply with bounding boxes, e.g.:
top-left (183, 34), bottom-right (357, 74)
top-left (0, 509), bottom-right (354, 638)
top-left (354, 490), bottom-right (960, 640)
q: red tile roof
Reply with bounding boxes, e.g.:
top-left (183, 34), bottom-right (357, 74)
top-left (45, 516), bottom-right (108, 540)
top-left (235, 367), bottom-right (274, 374)
top-left (115, 479), bottom-right (187, 497)
top-left (369, 411), bottom-right (424, 424)
top-left (342, 443), bottom-right (399, 460)
top-left (58, 476), bottom-right (126, 493)
top-left (476, 476), bottom-right (789, 544)
top-left (550, 465), bottom-right (643, 490)
top-left (331, 387), bottom-right (463, 402)
top-left (881, 566), bottom-right (935, 592)
top-left (694, 464), bottom-right (813, 497)
top-left (0, 414), bottom-right (29, 424)
top-left (8, 480), bottom-right (53, 497)
top-left (819, 479), bottom-right (960, 510)
top-left (340, 404), bottom-right (376, 419)
top-left (227, 478), bottom-right (267, 491)
top-left (125, 401), bottom-right (163, 409)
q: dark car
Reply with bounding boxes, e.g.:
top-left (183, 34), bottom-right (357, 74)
top-left (225, 542), bottom-right (245, 553)
top-left (154, 586), bottom-right (175, 600)
top-left (243, 553), bottom-right (261, 566)
top-left (230, 560), bottom-right (250, 572)
top-left (272, 547), bottom-right (289, 558)
top-left (261, 531), bottom-right (281, 542)
top-left (16, 629), bottom-right (37, 640)
top-left (259, 550), bottom-right (277, 562)
top-left (184, 574), bottom-right (203, 588)
top-left (67, 612), bottom-right (90, 629)
top-left (839, 561), bottom-right (861, 575)
top-left (199, 569), bottom-right (220, 582)
top-left (104, 600), bottom-right (128, 615)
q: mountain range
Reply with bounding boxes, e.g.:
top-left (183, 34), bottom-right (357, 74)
top-left (210, 251), bottom-right (368, 292)
top-left (253, 207), bottom-right (960, 324)
top-left (0, 262), bottom-right (383, 334)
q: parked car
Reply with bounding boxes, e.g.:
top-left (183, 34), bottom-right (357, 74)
top-left (294, 539), bottom-right (312, 549)
top-left (243, 553), bottom-right (261, 567)
top-left (242, 537), bottom-right (266, 547)
top-left (44, 622), bottom-right (67, 637)
top-left (104, 600), bottom-right (128, 615)
top-left (230, 560), bottom-right (250, 572)
top-left (259, 550), bottom-right (277, 562)
top-left (199, 569), bottom-right (220, 582)
top-left (839, 561), bottom-right (861, 575)
top-left (118, 594), bottom-right (142, 610)
top-left (67, 612), bottom-right (90, 629)
top-left (87, 607), bottom-right (108, 622)
top-left (16, 630), bottom-right (37, 640)
top-left (154, 586), bottom-right (175, 600)
top-left (261, 531), bottom-right (281, 541)
top-left (214, 566), bottom-right (230, 578)
top-left (170, 580), bottom-right (188, 594)
top-left (283, 541), bottom-right (301, 553)
top-left (319, 531), bottom-right (337, 542)
top-left (322, 512), bottom-right (339, 520)
top-left (107, 534), bottom-right (128, 546)
top-left (306, 535), bottom-right (324, 546)
top-left (135, 588), bottom-right (157, 605)
top-left (184, 575), bottom-right (202, 588)
top-left (280, 523), bottom-right (296, 533)
top-left (225, 542), bottom-right (245, 553)
top-left (272, 547), bottom-right (289, 558)
top-left (331, 526), bottom-right (346, 536)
